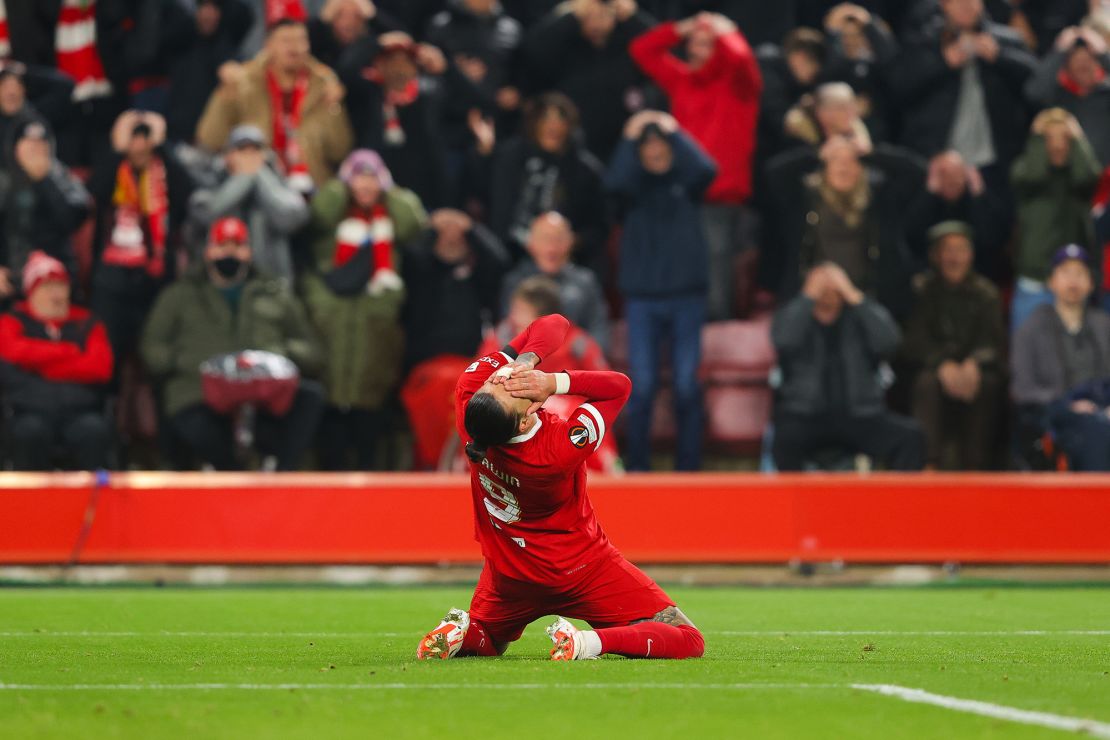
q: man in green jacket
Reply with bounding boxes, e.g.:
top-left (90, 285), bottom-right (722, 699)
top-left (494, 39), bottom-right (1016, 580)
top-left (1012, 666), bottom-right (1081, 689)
top-left (1010, 107), bottom-right (1101, 331)
top-left (141, 217), bottom-right (324, 470)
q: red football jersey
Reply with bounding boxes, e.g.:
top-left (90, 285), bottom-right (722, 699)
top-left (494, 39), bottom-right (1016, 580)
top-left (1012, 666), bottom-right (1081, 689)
top-left (454, 315), bottom-right (632, 585)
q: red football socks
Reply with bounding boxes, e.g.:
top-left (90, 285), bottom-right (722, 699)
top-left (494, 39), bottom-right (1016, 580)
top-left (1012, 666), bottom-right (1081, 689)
top-left (595, 623), bottom-right (705, 659)
top-left (458, 619), bottom-right (501, 657)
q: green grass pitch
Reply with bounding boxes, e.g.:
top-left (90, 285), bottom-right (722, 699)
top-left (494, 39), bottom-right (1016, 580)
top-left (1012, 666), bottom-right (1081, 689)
top-left (0, 586), bottom-right (1107, 739)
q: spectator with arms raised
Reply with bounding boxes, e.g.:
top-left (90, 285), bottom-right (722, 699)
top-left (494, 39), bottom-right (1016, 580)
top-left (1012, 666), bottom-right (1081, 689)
top-left (630, 10), bottom-right (761, 320)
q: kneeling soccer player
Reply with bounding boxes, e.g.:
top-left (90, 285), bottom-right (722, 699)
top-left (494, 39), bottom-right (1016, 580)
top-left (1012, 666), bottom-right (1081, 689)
top-left (416, 314), bottom-right (704, 661)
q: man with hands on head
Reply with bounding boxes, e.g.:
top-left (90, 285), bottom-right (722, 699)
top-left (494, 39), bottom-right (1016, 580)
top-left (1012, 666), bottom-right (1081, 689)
top-left (771, 262), bottom-right (925, 471)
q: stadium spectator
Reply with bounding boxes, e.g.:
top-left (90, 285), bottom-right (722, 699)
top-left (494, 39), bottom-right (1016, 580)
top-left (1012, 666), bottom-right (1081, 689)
top-left (783, 82), bottom-right (873, 153)
top-left (902, 221), bottom-right (1005, 470)
top-left (486, 93), bottom-right (607, 270)
top-left (339, 32), bottom-right (472, 209)
top-left (904, 149), bottom-right (1011, 278)
top-left (1011, 244), bottom-right (1110, 466)
top-left (308, 0), bottom-right (397, 70)
top-left (0, 61), bottom-right (74, 153)
top-left (630, 11), bottom-right (761, 320)
top-left (757, 28), bottom-right (828, 157)
top-left (424, 0), bottom-right (524, 204)
top-left (821, 3), bottom-right (898, 144)
top-left (771, 263), bottom-right (924, 471)
top-left (300, 149), bottom-right (426, 470)
top-left (764, 136), bottom-right (922, 320)
top-left (893, 0), bottom-right (1037, 180)
top-left (0, 251), bottom-right (113, 470)
top-left (196, 15), bottom-right (354, 194)
top-left (141, 216), bottom-right (324, 471)
top-left (604, 110), bottom-right (716, 471)
top-left (500, 212), bottom-right (609, 352)
top-left (188, 124), bottom-right (309, 285)
top-left (166, 0), bottom-right (255, 144)
top-left (0, 119), bottom-right (90, 303)
top-left (1025, 25), bottom-right (1110, 167)
top-left (478, 275), bottom-right (620, 473)
top-left (1010, 108), bottom-right (1101, 331)
top-left (88, 111), bottom-right (195, 362)
top-left (1047, 375), bottom-right (1110, 471)
top-left (524, 0), bottom-right (654, 162)
top-left (403, 208), bottom-right (510, 369)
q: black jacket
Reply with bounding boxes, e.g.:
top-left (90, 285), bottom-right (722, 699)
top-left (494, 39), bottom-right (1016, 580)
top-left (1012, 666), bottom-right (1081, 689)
top-left (402, 223), bottom-right (510, 368)
top-left (772, 294), bottom-right (901, 417)
top-left (764, 144), bottom-right (925, 320)
top-left (486, 136), bottom-right (606, 259)
top-left (0, 157), bottom-right (90, 293)
top-left (166, 0), bottom-right (254, 143)
top-left (87, 146), bottom-right (196, 290)
top-left (523, 9), bottom-right (656, 161)
top-left (892, 16), bottom-right (1037, 165)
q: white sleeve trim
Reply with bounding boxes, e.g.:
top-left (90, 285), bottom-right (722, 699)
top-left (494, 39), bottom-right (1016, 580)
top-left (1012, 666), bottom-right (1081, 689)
top-left (579, 403), bottom-right (606, 450)
top-left (554, 373), bottom-right (571, 395)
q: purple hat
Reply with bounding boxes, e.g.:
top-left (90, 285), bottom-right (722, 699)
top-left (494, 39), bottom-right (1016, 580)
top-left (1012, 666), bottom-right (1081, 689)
top-left (338, 149), bottom-right (393, 191)
top-left (1051, 244), bottom-right (1090, 271)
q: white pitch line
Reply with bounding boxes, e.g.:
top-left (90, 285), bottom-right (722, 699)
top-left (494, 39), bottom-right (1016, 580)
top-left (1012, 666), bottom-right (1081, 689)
top-left (5, 679), bottom-right (1109, 736)
top-left (0, 629), bottom-right (1106, 638)
top-left (0, 682), bottom-right (835, 692)
top-left (853, 684), bottom-right (1110, 739)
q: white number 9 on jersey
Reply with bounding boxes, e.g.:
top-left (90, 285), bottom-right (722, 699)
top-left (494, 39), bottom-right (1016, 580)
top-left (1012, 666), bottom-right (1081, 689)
top-left (479, 473), bottom-right (522, 524)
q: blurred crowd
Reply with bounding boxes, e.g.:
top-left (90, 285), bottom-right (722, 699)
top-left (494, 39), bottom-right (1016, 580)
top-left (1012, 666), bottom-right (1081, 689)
top-left (0, 0), bottom-right (1108, 473)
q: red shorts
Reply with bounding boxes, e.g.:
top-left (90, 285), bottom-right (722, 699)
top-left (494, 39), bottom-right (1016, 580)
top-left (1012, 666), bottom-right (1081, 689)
top-left (468, 552), bottom-right (673, 644)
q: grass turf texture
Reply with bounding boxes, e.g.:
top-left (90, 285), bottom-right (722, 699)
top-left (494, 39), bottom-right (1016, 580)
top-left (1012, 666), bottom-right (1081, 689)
top-left (0, 586), bottom-right (1107, 739)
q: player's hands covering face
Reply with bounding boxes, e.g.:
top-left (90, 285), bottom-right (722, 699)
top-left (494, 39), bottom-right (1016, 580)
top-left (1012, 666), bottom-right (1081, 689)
top-left (503, 369), bottom-right (557, 416)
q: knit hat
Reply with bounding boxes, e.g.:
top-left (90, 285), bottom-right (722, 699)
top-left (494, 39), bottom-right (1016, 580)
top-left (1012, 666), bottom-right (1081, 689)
top-left (265, 0), bottom-right (307, 28)
top-left (1051, 243), bottom-right (1090, 271)
top-left (209, 217), bottom-right (250, 245)
top-left (22, 250), bottom-right (68, 295)
top-left (338, 149), bottom-right (394, 190)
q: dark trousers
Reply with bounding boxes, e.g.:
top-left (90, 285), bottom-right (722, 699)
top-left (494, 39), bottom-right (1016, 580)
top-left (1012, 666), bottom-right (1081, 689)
top-left (8, 410), bottom-right (112, 470)
top-left (315, 406), bottom-right (384, 471)
top-left (624, 295), bottom-right (705, 472)
top-left (168, 382), bottom-right (324, 471)
top-left (911, 369), bottom-right (1001, 470)
top-left (91, 270), bottom-right (161, 367)
top-left (772, 410), bottom-right (926, 471)
top-left (1049, 407), bottom-right (1110, 472)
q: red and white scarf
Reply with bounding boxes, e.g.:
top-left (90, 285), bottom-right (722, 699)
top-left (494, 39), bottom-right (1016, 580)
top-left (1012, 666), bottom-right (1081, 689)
top-left (0, 1), bottom-right (11, 59)
top-left (102, 156), bottom-right (169, 279)
top-left (266, 67), bottom-right (313, 194)
top-left (334, 204), bottom-right (394, 274)
top-left (363, 67), bottom-right (419, 147)
top-left (56, 0), bottom-right (112, 101)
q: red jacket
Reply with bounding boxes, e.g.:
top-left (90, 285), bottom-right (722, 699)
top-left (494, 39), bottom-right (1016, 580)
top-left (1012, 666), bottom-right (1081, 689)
top-left (0, 303), bottom-right (114, 386)
top-left (630, 22), bottom-right (762, 204)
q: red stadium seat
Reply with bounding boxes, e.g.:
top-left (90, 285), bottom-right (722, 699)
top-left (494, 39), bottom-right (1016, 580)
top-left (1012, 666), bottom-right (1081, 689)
top-left (699, 317), bottom-right (776, 385)
top-left (704, 385), bottom-right (772, 454)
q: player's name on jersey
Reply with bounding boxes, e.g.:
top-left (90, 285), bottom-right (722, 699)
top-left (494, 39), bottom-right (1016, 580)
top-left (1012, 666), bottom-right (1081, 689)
top-left (481, 457), bottom-right (520, 488)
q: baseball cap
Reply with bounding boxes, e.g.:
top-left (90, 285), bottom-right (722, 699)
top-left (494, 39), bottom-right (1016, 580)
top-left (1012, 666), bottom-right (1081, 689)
top-left (927, 220), bottom-right (974, 245)
top-left (1051, 243), bottom-right (1090, 270)
top-left (22, 250), bottom-right (68, 295)
top-left (209, 217), bottom-right (250, 244)
top-left (227, 124), bottom-right (266, 150)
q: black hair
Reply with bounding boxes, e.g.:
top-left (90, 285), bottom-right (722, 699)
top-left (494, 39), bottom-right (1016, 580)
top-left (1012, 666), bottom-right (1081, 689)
top-left (464, 391), bottom-right (520, 463)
